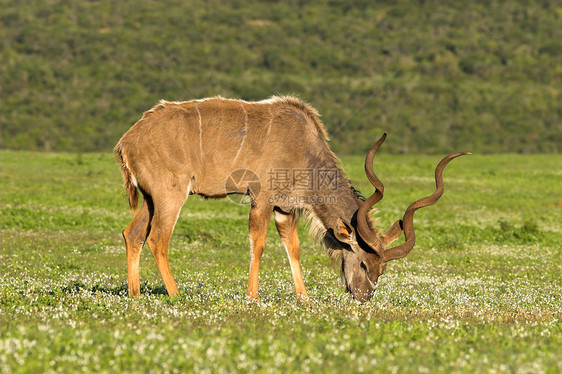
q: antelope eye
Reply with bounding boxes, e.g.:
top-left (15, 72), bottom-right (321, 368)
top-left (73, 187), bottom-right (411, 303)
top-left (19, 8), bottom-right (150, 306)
top-left (360, 261), bottom-right (368, 272)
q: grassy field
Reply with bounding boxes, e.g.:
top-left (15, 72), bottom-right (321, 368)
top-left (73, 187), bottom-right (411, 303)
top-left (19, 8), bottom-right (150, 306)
top-left (1, 150), bottom-right (561, 373)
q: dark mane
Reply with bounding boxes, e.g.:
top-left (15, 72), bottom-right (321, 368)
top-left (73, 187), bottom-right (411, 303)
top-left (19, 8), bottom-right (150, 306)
top-left (350, 183), bottom-right (366, 202)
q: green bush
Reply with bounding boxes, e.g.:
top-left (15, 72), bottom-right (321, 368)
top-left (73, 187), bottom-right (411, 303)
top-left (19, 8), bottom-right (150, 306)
top-left (0, 0), bottom-right (560, 154)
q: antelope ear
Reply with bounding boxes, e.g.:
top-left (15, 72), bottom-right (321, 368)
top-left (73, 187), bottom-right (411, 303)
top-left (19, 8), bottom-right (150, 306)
top-left (334, 219), bottom-right (354, 243)
top-left (381, 220), bottom-right (403, 247)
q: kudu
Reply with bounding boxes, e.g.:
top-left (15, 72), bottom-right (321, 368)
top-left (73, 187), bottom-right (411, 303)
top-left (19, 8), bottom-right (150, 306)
top-left (114, 96), bottom-right (468, 302)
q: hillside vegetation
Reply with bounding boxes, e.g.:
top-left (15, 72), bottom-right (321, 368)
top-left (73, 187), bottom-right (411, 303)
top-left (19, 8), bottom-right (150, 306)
top-left (1, 0), bottom-right (561, 154)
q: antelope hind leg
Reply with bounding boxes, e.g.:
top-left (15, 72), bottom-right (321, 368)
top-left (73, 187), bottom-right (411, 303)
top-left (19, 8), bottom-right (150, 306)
top-left (123, 198), bottom-right (152, 297)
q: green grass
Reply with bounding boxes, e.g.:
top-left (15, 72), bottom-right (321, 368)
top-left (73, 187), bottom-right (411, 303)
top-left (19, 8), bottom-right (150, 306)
top-left (1, 151), bottom-right (561, 373)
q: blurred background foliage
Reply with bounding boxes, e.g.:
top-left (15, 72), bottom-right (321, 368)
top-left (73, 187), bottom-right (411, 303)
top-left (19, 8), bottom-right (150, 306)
top-left (1, 0), bottom-right (561, 154)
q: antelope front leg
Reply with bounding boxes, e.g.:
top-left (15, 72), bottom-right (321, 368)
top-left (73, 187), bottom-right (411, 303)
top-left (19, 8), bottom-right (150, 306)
top-left (246, 203), bottom-right (273, 300)
top-left (274, 210), bottom-right (308, 300)
top-left (145, 188), bottom-right (187, 297)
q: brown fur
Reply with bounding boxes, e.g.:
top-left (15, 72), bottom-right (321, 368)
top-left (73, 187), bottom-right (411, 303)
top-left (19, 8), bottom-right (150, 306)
top-left (114, 95), bottom-right (365, 299)
top-left (271, 95), bottom-right (329, 140)
top-left (114, 144), bottom-right (138, 213)
top-left (113, 95), bottom-right (462, 302)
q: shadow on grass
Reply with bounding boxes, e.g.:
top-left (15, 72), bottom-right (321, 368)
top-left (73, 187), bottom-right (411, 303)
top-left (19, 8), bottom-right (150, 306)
top-left (60, 281), bottom-right (170, 296)
top-left (28, 281), bottom-right (263, 302)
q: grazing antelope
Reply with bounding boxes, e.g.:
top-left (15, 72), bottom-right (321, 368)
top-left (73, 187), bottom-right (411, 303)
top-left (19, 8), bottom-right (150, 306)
top-left (114, 96), bottom-right (468, 302)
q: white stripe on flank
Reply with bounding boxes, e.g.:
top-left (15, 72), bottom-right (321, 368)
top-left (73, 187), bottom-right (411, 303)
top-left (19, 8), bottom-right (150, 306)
top-left (265, 106), bottom-right (273, 144)
top-left (231, 103), bottom-right (248, 166)
top-left (196, 106), bottom-right (203, 159)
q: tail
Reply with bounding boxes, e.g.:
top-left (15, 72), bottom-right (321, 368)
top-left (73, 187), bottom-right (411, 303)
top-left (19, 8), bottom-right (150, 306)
top-left (114, 143), bottom-right (139, 214)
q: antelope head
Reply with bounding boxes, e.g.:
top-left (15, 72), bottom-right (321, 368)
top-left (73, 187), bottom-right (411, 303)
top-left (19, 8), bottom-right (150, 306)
top-left (334, 133), bottom-right (470, 302)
